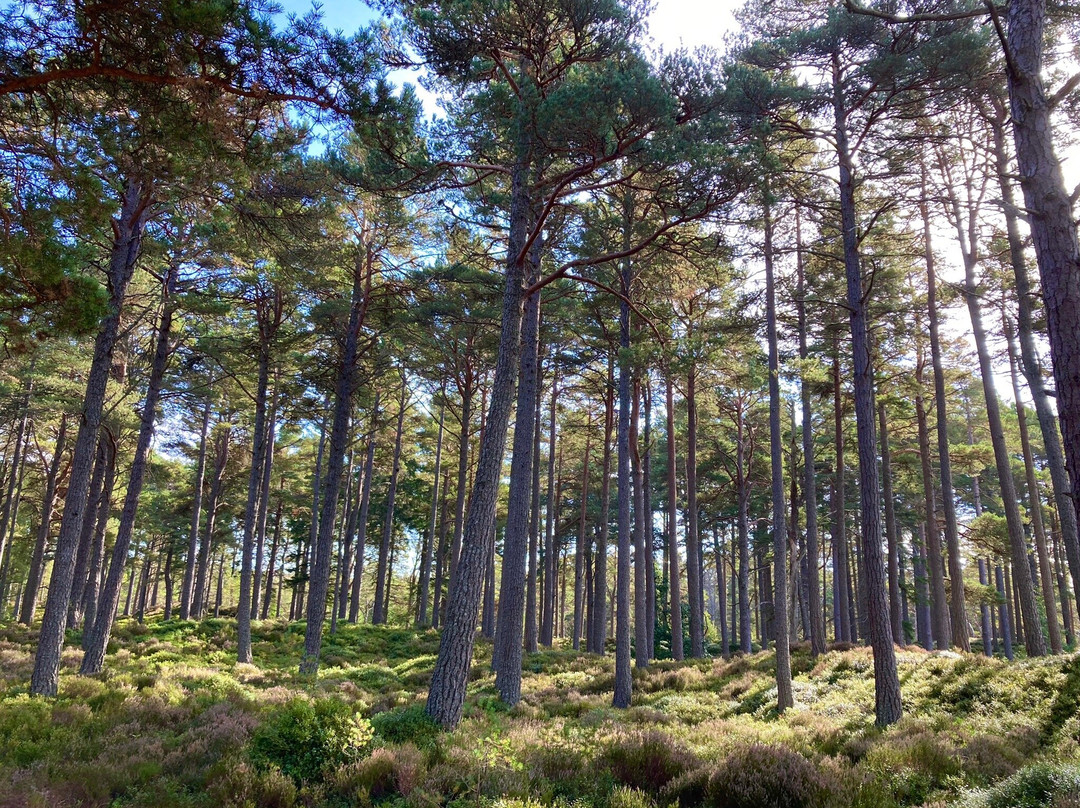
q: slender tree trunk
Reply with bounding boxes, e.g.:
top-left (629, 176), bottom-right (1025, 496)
top-left (433, 470), bottom-right (450, 628)
top-left (763, 198), bottom-right (792, 709)
top-left (0, 372), bottom-right (31, 597)
top-left (425, 151), bottom-right (530, 728)
top-left (737, 403), bottom-right (752, 654)
top-left (1006, 316), bottom-right (1062, 652)
top-left (492, 239), bottom-right (542, 700)
top-left (372, 382), bottom-right (408, 625)
top-left (833, 65), bottom-right (901, 725)
top-left (796, 213), bottom-right (825, 656)
top-left (541, 363), bottom-right (559, 646)
top-left (878, 402), bottom-right (904, 646)
top-left (920, 169), bottom-right (967, 650)
top-left (573, 429), bottom-right (591, 650)
top-left (80, 434), bottom-right (115, 641)
top-left (591, 356), bottom-right (614, 654)
top-left (915, 349), bottom-right (950, 649)
top-left (349, 396), bottom-right (379, 623)
top-left (448, 381), bottom-right (472, 601)
top-left (996, 562), bottom-right (1014, 660)
top-left (831, 344), bottom-right (850, 644)
top-left (685, 353), bottom-right (704, 658)
top-left (80, 276), bottom-right (175, 675)
top-left (946, 172), bottom-right (1046, 657)
top-left (21, 415), bottom-right (69, 624)
top-left (300, 251), bottom-right (368, 672)
top-left (978, 558), bottom-right (993, 656)
top-left (181, 398), bottom-right (211, 620)
top-left (644, 381), bottom-right (656, 660)
top-left (32, 177), bottom-right (148, 696)
top-left (632, 376), bottom-right (648, 668)
top-left (666, 370), bottom-right (685, 660)
top-left (526, 366), bottom-right (542, 652)
top-left (418, 397), bottom-right (445, 627)
top-left (69, 431), bottom-right (108, 629)
top-left (193, 424), bottom-right (229, 619)
top-left (263, 498), bottom-right (283, 620)
top-left (251, 387), bottom-right (278, 621)
top-left (613, 236), bottom-right (633, 708)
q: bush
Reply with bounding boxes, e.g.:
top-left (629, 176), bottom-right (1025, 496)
top-left (371, 703), bottom-right (440, 749)
top-left (599, 730), bottom-right (701, 794)
top-left (704, 744), bottom-right (835, 808)
top-left (248, 698), bottom-right (373, 785)
top-left (982, 763), bottom-right (1080, 808)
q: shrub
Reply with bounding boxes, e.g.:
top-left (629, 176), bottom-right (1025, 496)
top-left (609, 785), bottom-right (657, 808)
top-left (328, 743), bottom-right (425, 803)
top-left (704, 744), bottom-right (835, 808)
top-left (598, 730), bottom-right (701, 794)
top-left (371, 703), bottom-right (441, 749)
top-left (982, 763), bottom-right (1080, 808)
top-left (248, 698), bottom-right (373, 785)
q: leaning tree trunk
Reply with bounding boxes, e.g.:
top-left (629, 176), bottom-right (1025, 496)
top-left (81, 277), bottom-right (175, 675)
top-left (425, 153), bottom-right (529, 728)
top-left (944, 168), bottom-right (1047, 657)
top-left (300, 253), bottom-right (368, 673)
top-left (31, 177), bottom-right (148, 697)
top-left (1004, 0), bottom-right (1080, 571)
top-left (987, 101), bottom-right (1080, 623)
top-left (833, 61), bottom-right (902, 726)
top-left (764, 197), bottom-right (792, 710)
top-left (1006, 316), bottom-right (1062, 653)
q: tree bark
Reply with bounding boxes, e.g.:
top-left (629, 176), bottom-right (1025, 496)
top-left (80, 433), bottom-right (115, 641)
top-left (81, 273), bottom-right (175, 675)
top-left (833, 59), bottom-right (902, 725)
top-left (372, 381), bottom-right (408, 626)
top-left (21, 415), bottom-right (69, 624)
top-left (32, 177), bottom-right (148, 696)
top-left (573, 428), bottom-right (591, 650)
top-left (591, 355), bottom-right (615, 654)
top-left (300, 249), bottom-right (368, 672)
top-left (613, 237), bottom-right (633, 708)
top-left (180, 397), bottom-right (211, 620)
top-left (425, 152), bottom-right (529, 728)
top-left (666, 370), bottom-right (685, 659)
top-left (541, 362), bottom-right (559, 646)
top-left (349, 395), bottom-right (379, 623)
top-left (418, 396), bottom-right (445, 627)
top-left (193, 422), bottom-right (229, 619)
top-left (764, 198), bottom-right (792, 709)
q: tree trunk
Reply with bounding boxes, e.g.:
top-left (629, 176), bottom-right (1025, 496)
top-left (591, 355), bottom-right (615, 654)
top-left (613, 239), bottom-right (633, 708)
top-left (80, 433), bottom-right (115, 641)
top-left (1003, 0), bottom-right (1080, 576)
top-left (574, 428), bottom-right (591, 650)
top-left (349, 396), bottom-right (379, 623)
top-left (736, 402), bottom-right (752, 654)
top-left (833, 62), bottom-right (902, 725)
top-left (300, 250), bottom-right (368, 673)
top-left (251, 386), bottom-right (278, 621)
top-left (915, 347), bottom-right (950, 649)
top-left (263, 497), bottom-right (283, 620)
top-left (492, 238), bottom-right (542, 701)
top-left (526, 366), bottom-right (542, 652)
top-left (764, 198), bottom-right (792, 709)
top-left (425, 152), bottom-right (530, 728)
top-left (685, 354), bottom-right (704, 658)
top-left (632, 376), bottom-right (648, 668)
top-left (418, 397), bottom-right (445, 627)
top-left (180, 397), bottom-right (211, 620)
top-left (878, 401), bottom-right (904, 646)
top-left (372, 381), bottom-right (408, 626)
top-left (541, 362), bottom-right (559, 646)
top-left (1006, 316), bottom-right (1062, 652)
top-left (80, 274), bottom-right (175, 675)
top-left (32, 177), bottom-right (148, 696)
top-left (69, 430), bottom-right (108, 628)
top-left (21, 415), bottom-right (69, 624)
top-left (666, 370), bottom-right (685, 660)
top-left (831, 343), bottom-right (850, 644)
top-left (193, 423), bottom-right (229, 619)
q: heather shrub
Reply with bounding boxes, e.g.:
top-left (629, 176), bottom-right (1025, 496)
top-left (608, 785), bottom-right (657, 808)
top-left (703, 744), bottom-right (835, 808)
top-left (599, 730), bottom-right (701, 793)
top-left (327, 743), bottom-right (425, 803)
top-left (371, 703), bottom-right (440, 749)
top-left (981, 762), bottom-right (1080, 808)
top-left (249, 697), bottom-right (373, 785)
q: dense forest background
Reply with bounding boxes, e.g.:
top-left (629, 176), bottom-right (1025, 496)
top-left (3, 2), bottom-right (1080, 798)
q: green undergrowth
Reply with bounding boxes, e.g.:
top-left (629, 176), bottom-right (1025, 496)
top-left (1, 619), bottom-right (1079, 807)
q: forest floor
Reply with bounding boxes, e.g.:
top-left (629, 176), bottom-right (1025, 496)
top-left (1, 620), bottom-right (1080, 808)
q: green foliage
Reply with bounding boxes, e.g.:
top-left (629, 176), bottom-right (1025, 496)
top-left (249, 698), bottom-right (374, 785)
top-left (370, 703), bottom-right (441, 748)
top-left (981, 762), bottom-right (1080, 808)
top-left (703, 745), bottom-right (835, 808)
